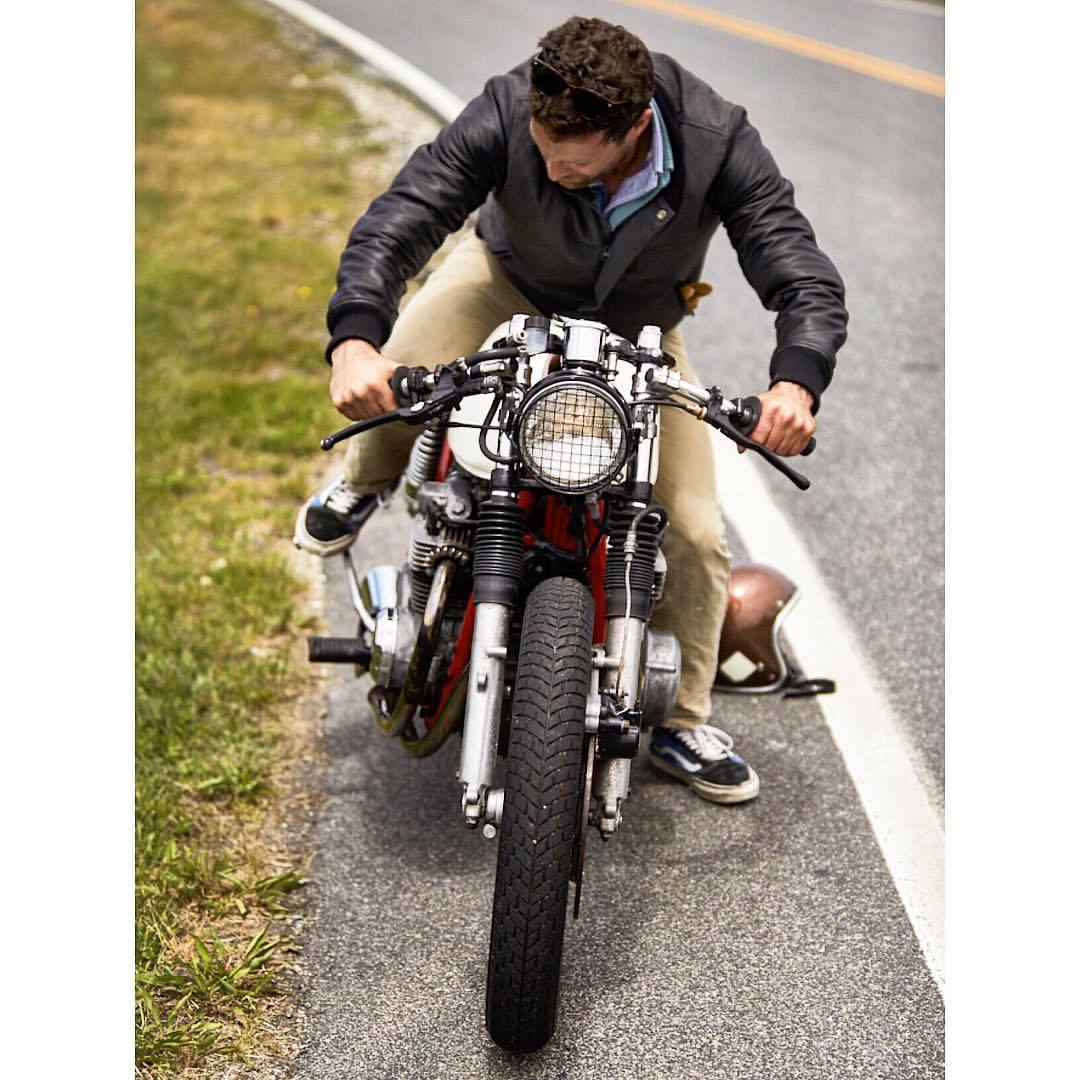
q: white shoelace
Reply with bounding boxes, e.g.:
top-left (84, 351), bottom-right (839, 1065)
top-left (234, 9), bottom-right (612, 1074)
top-left (324, 480), bottom-right (364, 515)
top-left (674, 724), bottom-right (735, 762)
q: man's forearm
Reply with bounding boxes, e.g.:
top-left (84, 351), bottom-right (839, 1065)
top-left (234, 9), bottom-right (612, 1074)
top-left (326, 84), bottom-right (509, 360)
top-left (712, 108), bottom-right (848, 402)
top-left (769, 345), bottom-right (833, 411)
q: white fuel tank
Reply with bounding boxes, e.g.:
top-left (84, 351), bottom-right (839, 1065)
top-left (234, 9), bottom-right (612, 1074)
top-left (445, 319), bottom-right (658, 484)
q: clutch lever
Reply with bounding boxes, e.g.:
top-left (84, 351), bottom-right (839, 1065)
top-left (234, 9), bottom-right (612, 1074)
top-left (320, 364), bottom-right (502, 451)
top-left (320, 401), bottom-right (439, 451)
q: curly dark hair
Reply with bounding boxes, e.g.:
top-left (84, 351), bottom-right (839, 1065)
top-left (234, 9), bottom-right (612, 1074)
top-left (530, 16), bottom-right (653, 142)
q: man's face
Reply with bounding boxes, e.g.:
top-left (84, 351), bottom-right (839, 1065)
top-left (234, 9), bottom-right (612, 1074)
top-left (528, 119), bottom-right (637, 189)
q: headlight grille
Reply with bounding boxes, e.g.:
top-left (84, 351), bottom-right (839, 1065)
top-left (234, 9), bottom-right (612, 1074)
top-left (518, 381), bottom-right (628, 494)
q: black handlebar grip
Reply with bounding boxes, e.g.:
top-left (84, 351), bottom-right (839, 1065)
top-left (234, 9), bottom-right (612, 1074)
top-left (731, 395), bottom-right (762, 435)
top-left (732, 395), bottom-right (816, 456)
top-left (390, 365), bottom-right (412, 407)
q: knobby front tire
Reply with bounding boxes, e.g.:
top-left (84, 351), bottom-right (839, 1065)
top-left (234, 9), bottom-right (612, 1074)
top-left (485, 575), bottom-right (593, 1053)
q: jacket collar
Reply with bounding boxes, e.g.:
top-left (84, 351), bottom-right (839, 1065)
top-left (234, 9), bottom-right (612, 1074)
top-left (592, 84), bottom-right (681, 308)
top-left (652, 74), bottom-right (685, 211)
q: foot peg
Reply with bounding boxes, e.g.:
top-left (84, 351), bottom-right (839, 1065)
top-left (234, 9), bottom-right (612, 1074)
top-left (307, 636), bottom-right (373, 665)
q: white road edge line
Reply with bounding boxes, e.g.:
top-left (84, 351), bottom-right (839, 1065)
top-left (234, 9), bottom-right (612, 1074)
top-left (262, 0), bottom-right (466, 119)
top-left (846, 0), bottom-right (945, 17)
top-left (259, 0), bottom-right (945, 996)
top-left (712, 433), bottom-right (944, 993)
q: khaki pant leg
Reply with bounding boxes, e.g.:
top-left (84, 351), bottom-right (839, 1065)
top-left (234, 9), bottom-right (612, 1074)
top-left (651, 327), bottom-right (733, 728)
top-left (343, 232), bottom-right (541, 492)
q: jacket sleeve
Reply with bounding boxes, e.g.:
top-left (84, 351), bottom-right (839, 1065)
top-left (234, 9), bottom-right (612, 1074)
top-left (709, 108), bottom-right (848, 407)
top-left (325, 81), bottom-right (511, 359)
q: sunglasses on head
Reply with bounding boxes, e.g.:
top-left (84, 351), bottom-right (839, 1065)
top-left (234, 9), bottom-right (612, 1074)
top-left (530, 56), bottom-right (628, 121)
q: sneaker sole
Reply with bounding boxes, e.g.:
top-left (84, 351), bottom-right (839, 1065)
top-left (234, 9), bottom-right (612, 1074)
top-left (292, 503), bottom-right (361, 557)
top-left (648, 751), bottom-right (761, 804)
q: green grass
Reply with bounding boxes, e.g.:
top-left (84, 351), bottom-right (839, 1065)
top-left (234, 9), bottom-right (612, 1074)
top-left (135, 0), bottom-right (392, 1068)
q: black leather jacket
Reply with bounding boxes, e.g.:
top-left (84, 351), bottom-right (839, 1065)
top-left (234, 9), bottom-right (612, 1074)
top-left (328, 54), bottom-right (847, 403)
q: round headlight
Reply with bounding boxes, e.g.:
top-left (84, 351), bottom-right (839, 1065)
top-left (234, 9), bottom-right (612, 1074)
top-left (517, 376), bottom-right (629, 494)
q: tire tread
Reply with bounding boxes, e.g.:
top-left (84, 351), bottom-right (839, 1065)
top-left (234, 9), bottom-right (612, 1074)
top-left (485, 576), bottom-right (593, 1053)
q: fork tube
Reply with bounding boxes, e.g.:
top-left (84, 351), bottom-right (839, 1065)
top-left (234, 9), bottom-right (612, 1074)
top-left (459, 603), bottom-right (513, 827)
top-left (459, 468), bottom-right (523, 828)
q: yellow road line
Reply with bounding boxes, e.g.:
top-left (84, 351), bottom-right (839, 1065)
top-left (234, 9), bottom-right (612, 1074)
top-left (610, 0), bottom-right (945, 98)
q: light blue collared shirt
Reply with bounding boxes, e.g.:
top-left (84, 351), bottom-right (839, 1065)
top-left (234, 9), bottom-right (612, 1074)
top-left (588, 99), bottom-right (673, 229)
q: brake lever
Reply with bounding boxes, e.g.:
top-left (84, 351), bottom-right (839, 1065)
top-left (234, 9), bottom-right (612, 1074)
top-left (706, 398), bottom-right (811, 491)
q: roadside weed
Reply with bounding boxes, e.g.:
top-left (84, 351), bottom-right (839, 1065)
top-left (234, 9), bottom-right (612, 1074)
top-left (136, 0), bottom-right (390, 1069)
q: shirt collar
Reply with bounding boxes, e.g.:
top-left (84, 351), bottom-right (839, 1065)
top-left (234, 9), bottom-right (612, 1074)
top-left (589, 98), bottom-right (672, 216)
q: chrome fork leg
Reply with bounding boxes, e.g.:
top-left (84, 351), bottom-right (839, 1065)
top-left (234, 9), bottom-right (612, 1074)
top-left (458, 601), bottom-right (512, 828)
top-left (594, 615), bottom-right (647, 837)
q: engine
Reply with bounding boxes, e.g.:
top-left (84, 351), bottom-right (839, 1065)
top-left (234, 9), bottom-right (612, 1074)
top-left (359, 431), bottom-right (475, 700)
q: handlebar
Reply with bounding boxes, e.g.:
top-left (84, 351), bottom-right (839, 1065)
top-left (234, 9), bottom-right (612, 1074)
top-left (321, 347), bottom-right (524, 451)
top-left (320, 347), bottom-right (815, 491)
top-left (641, 368), bottom-right (813, 490)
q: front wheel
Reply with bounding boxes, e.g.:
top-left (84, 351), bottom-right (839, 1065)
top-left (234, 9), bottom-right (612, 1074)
top-left (485, 575), bottom-right (593, 1053)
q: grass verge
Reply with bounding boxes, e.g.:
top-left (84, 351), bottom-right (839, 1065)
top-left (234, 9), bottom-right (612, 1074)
top-left (135, 0), bottom-right (422, 1069)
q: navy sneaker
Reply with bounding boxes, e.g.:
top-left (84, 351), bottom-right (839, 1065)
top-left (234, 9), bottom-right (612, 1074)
top-left (293, 476), bottom-right (380, 556)
top-left (648, 724), bottom-right (760, 803)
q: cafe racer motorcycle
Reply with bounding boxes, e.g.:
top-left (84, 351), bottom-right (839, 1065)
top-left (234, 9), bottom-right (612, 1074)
top-left (307, 313), bottom-right (813, 1053)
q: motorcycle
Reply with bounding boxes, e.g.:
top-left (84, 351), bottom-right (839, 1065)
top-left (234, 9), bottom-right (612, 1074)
top-left (307, 313), bottom-right (813, 1052)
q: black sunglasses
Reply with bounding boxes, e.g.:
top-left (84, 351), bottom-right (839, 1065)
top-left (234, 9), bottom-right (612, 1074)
top-left (530, 57), bottom-right (629, 121)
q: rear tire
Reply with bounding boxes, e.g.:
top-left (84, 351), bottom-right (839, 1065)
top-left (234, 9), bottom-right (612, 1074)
top-left (485, 575), bottom-right (593, 1053)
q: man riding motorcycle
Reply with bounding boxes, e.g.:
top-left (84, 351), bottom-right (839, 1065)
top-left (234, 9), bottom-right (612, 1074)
top-left (295, 14), bottom-right (848, 803)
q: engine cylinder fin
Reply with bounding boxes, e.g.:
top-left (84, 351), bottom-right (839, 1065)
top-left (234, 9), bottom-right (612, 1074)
top-left (408, 520), bottom-right (473, 615)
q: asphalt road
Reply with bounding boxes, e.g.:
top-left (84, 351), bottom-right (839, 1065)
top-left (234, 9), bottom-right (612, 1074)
top-left (298, 498), bottom-right (943, 1078)
top-left (286, 1), bottom-right (946, 1075)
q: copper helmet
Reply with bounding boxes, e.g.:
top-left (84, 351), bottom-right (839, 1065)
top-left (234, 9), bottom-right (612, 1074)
top-left (714, 561), bottom-right (800, 692)
top-left (715, 560), bottom-right (836, 698)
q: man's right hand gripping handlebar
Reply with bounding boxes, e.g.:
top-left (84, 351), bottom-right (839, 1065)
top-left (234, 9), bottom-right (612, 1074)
top-left (329, 339), bottom-right (399, 420)
top-left (320, 340), bottom-right (415, 451)
top-left (317, 341), bottom-right (432, 451)
top-left (321, 340), bottom-right (520, 451)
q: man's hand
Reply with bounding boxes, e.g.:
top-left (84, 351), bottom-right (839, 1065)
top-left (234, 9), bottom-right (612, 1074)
top-left (739, 380), bottom-right (816, 456)
top-left (329, 339), bottom-right (399, 420)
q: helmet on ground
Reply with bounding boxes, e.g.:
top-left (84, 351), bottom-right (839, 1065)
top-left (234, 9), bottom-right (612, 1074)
top-left (714, 561), bottom-right (834, 696)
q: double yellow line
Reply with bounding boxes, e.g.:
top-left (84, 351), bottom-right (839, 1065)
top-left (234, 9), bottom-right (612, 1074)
top-left (611, 0), bottom-right (945, 98)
